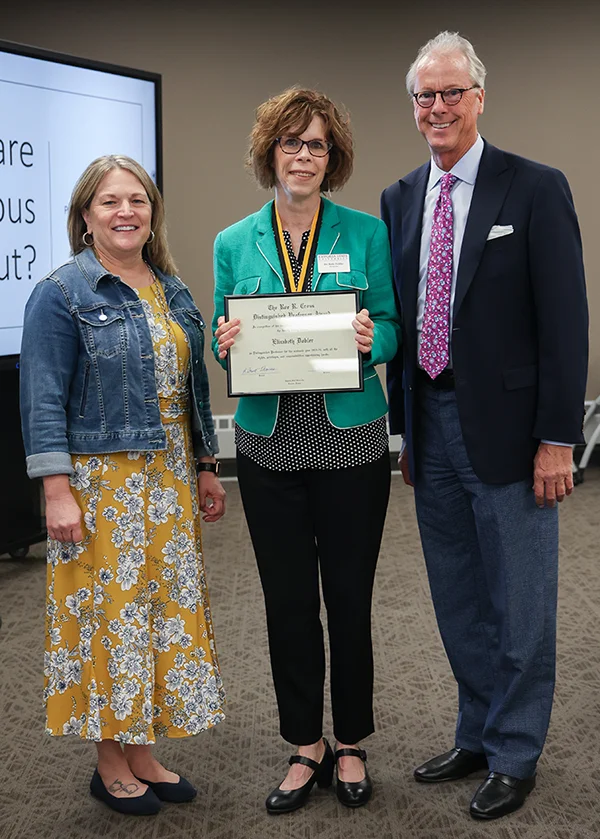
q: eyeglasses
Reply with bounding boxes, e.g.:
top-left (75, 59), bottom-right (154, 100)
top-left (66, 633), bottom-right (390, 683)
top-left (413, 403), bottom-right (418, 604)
top-left (413, 86), bottom-right (479, 108)
top-left (275, 136), bottom-right (333, 157)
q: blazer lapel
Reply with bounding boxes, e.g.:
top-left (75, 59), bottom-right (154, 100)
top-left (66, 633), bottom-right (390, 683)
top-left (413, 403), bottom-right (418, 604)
top-left (453, 143), bottom-right (514, 316)
top-left (400, 165), bottom-right (429, 351)
top-left (255, 198), bottom-right (342, 291)
top-left (255, 200), bottom-right (285, 289)
top-left (312, 198), bottom-right (341, 290)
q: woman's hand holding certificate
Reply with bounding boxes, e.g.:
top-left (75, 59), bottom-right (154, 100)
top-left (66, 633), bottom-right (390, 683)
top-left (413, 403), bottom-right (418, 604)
top-left (215, 315), bottom-right (241, 359)
top-left (352, 309), bottom-right (375, 353)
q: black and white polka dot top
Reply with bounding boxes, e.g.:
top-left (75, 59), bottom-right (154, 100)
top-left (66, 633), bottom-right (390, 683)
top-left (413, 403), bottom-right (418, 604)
top-left (235, 225), bottom-right (388, 471)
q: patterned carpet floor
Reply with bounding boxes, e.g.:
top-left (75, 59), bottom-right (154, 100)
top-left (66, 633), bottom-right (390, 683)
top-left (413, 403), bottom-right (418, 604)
top-left (1, 469), bottom-right (600, 839)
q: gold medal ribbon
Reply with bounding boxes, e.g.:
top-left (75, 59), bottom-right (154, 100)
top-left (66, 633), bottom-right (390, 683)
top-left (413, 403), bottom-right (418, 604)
top-left (274, 203), bottom-right (320, 293)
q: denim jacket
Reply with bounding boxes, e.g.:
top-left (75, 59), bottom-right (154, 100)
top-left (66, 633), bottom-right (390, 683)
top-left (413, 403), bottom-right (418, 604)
top-left (20, 247), bottom-right (218, 479)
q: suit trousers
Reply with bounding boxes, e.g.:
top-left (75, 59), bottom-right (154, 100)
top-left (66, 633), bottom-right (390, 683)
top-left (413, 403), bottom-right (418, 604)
top-left (236, 449), bottom-right (391, 745)
top-left (413, 384), bottom-right (558, 778)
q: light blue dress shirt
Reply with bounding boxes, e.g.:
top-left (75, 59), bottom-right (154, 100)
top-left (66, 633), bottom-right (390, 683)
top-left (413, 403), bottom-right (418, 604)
top-left (416, 133), bottom-right (484, 346)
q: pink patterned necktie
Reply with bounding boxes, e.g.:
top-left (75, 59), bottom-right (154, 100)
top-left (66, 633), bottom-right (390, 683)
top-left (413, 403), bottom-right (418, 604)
top-left (419, 172), bottom-right (458, 379)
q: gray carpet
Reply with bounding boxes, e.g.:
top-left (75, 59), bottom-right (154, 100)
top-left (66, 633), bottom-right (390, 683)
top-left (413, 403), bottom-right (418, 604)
top-left (1, 470), bottom-right (600, 839)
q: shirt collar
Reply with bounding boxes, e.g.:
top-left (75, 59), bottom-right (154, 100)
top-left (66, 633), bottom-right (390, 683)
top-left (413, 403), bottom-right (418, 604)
top-left (74, 246), bottom-right (113, 291)
top-left (74, 245), bottom-right (182, 294)
top-left (427, 134), bottom-right (484, 191)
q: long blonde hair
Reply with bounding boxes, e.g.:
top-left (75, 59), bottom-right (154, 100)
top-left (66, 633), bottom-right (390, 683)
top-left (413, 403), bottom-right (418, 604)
top-left (67, 155), bottom-right (178, 276)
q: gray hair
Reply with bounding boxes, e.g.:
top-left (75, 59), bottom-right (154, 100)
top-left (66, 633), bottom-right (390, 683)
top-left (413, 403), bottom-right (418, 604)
top-left (406, 31), bottom-right (487, 95)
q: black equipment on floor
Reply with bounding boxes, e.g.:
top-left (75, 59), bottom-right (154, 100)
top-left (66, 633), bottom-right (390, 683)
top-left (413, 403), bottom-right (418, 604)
top-left (0, 356), bottom-right (45, 557)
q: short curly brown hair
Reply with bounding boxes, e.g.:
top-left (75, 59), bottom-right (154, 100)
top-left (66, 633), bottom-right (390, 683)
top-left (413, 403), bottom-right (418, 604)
top-left (247, 87), bottom-right (354, 192)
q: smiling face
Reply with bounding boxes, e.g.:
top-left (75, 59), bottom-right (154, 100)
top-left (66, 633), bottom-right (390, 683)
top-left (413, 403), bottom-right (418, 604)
top-left (272, 115), bottom-right (329, 202)
top-left (82, 168), bottom-right (152, 262)
top-left (413, 52), bottom-right (485, 171)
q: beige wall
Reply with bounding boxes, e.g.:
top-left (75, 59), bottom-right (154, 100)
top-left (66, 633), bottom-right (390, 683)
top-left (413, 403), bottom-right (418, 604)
top-left (4, 0), bottom-right (599, 415)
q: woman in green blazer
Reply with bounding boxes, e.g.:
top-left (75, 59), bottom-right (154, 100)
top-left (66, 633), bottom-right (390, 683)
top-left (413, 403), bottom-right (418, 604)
top-left (212, 88), bottom-right (400, 813)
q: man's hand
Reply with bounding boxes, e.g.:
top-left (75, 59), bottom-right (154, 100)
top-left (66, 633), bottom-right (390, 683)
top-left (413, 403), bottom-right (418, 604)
top-left (398, 448), bottom-right (414, 487)
top-left (533, 442), bottom-right (574, 507)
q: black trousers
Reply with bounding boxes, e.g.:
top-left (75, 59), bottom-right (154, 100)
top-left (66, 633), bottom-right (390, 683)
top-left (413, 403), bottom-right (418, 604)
top-left (236, 449), bottom-right (391, 745)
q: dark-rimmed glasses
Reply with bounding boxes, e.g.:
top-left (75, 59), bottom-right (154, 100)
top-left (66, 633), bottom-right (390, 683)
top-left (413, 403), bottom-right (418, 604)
top-left (413, 86), bottom-right (479, 108)
top-left (275, 136), bottom-right (333, 157)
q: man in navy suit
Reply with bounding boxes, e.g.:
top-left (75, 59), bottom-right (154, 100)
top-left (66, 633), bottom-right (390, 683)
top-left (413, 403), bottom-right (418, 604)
top-left (382, 31), bottom-right (588, 820)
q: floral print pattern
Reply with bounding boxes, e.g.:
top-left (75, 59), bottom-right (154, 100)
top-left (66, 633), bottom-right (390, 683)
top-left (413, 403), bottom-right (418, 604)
top-left (44, 281), bottom-right (225, 742)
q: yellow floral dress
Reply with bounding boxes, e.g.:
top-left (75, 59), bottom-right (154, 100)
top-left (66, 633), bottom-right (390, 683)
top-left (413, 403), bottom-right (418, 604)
top-left (44, 281), bottom-right (225, 743)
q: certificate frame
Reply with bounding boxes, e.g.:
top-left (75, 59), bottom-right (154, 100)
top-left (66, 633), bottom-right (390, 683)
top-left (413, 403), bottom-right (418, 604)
top-left (224, 290), bottom-right (364, 398)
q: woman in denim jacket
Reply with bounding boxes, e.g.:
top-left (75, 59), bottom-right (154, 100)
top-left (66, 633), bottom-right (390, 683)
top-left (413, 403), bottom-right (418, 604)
top-left (20, 155), bottom-right (226, 816)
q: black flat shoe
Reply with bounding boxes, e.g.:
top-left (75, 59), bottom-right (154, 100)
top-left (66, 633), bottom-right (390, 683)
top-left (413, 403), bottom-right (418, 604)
top-left (335, 746), bottom-right (372, 808)
top-left (470, 771), bottom-right (536, 820)
top-left (90, 769), bottom-right (162, 815)
top-left (136, 775), bottom-right (197, 803)
top-left (265, 738), bottom-right (334, 814)
top-left (414, 747), bottom-right (488, 783)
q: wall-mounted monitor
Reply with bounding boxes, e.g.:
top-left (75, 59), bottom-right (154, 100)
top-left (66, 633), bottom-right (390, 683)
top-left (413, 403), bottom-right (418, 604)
top-left (0, 40), bottom-right (162, 358)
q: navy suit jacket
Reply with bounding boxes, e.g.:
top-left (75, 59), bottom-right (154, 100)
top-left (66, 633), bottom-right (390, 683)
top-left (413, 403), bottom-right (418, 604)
top-left (381, 140), bottom-right (589, 484)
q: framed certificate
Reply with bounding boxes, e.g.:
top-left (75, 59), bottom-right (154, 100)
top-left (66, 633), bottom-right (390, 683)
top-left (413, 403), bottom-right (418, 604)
top-left (224, 291), bottom-right (364, 397)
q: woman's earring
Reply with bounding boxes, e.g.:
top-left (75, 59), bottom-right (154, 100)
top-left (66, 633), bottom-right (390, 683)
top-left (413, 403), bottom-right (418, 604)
top-left (82, 231), bottom-right (94, 246)
top-left (146, 230), bottom-right (155, 244)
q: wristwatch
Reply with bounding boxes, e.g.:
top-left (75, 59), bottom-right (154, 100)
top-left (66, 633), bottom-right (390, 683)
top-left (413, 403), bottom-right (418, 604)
top-left (196, 461), bottom-right (220, 476)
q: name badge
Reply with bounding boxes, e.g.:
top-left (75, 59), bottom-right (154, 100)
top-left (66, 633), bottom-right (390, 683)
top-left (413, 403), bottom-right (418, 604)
top-left (317, 253), bottom-right (350, 273)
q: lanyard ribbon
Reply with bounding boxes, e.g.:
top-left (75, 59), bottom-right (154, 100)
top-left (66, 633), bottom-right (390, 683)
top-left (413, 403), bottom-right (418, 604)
top-left (273, 201), bottom-right (323, 293)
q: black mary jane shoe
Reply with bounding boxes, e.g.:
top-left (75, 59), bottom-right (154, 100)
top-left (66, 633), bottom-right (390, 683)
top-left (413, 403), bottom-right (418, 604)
top-left (335, 746), bottom-right (372, 808)
top-left (90, 769), bottom-right (162, 816)
top-left (136, 775), bottom-right (197, 803)
top-left (470, 771), bottom-right (536, 820)
top-left (265, 738), bottom-right (335, 814)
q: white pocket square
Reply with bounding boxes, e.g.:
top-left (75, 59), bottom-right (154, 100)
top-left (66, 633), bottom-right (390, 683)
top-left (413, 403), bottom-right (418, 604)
top-left (487, 224), bottom-right (514, 241)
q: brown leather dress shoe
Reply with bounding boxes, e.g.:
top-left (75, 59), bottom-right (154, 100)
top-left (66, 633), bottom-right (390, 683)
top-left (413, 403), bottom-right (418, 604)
top-left (414, 748), bottom-right (488, 783)
top-left (470, 771), bottom-right (536, 820)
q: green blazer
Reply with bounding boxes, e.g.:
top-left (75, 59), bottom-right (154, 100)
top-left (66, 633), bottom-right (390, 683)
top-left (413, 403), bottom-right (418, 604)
top-left (212, 197), bottom-right (401, 436)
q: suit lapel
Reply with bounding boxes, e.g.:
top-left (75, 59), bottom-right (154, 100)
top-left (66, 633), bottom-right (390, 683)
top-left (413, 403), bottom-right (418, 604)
top-left (453, 143), bottom-right (514, 317)
top-left (255, 200), bottom-right (285, 289)
top-left (400, 165), bottom-right (429, 350)
top-left (312, 198), bottom-right (341, 290)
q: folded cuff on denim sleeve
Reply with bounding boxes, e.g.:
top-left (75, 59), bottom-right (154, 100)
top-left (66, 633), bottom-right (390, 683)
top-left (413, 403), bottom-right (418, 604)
top-left (26, 451), bottom-right (74, 479)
